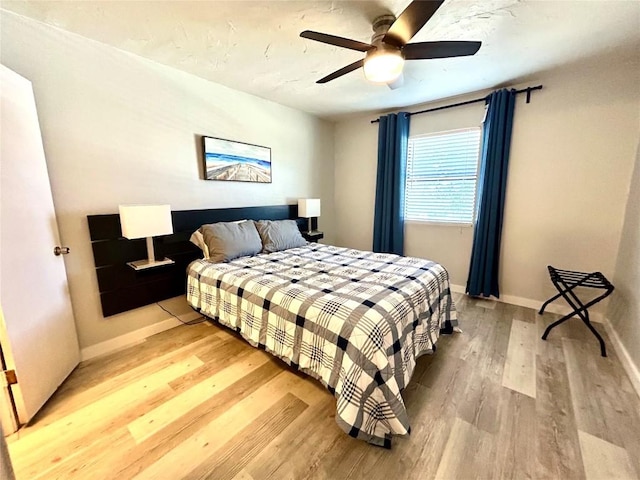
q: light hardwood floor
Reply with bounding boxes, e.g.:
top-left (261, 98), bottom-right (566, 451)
top-left (6, 295), bottom-right (640, 479)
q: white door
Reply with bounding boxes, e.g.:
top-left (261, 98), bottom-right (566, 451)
top-left (0, 64), bottom-right (80, 432)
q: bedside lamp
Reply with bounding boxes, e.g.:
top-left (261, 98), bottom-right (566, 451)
top-left (298, 198), bottom-right (321, 233)
top-left (118, 204), bottom-right (175, 270)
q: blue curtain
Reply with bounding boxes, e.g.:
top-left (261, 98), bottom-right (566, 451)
top-left (466, 89), bottom-right (517, 297)
top-left (373, 112), bottom-right (410, 255)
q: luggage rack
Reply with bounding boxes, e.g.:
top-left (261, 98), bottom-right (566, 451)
top-left (539, 266), bottom-right (614, 357)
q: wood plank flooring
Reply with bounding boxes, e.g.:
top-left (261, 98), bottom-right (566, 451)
top-left (6, 295), bottom-right (640, 479)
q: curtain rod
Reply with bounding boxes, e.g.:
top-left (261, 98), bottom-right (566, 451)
top-left (370, 84), bottom-right (543, 124)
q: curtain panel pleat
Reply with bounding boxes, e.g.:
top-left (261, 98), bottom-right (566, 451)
top-left (373, 112), bottom-right (410, 255)
top-left (466, 89), bottom-right (517, 297)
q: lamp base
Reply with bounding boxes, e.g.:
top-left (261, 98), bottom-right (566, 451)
top-left (127, 258), bottom-right (175, 271)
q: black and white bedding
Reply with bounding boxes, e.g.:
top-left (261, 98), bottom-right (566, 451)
top-left (187, 243), bottom-right (457, 447)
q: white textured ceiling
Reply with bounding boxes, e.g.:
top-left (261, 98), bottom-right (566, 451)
top-left (2, 0), bottom-right (640, 119)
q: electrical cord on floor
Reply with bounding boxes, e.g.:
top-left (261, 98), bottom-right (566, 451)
top-left (156, 302), bottom-right (207, 326)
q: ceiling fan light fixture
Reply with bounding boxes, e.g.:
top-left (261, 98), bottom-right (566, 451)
top-left (300, 0), bottom-right (481, 85)
top-left (363, 50), bottom-right (404, 84)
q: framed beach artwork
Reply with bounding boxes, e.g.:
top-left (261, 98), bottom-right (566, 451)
top-left (202, 136), bottom-right (272, 183)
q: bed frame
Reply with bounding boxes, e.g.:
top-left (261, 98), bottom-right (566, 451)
top-left (87, 204), bottom-right (311, 317)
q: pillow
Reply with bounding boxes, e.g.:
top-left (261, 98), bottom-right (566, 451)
top-left (200, 220), bottom-right (262, 263)
top-left (189, 230), bottom-right (210, 259)
top-left (189, 220), bottom-right (248, 259)
top-left (255, 219), bottom-right (307, 253)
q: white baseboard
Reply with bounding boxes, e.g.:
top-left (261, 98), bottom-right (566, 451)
top-left (80, 317), bottom-right (183, 362)
top-left (450, 284), bottom-right (603, 323)
top-left (602, 317), bottom-right (640, 399)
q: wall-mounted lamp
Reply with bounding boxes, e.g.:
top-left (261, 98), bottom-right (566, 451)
top-left (298, 198), bottom-right (321, 234)
top-left (118, 204), bottom-right (174, 270)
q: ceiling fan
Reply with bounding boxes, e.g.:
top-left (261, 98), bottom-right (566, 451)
top-left (300, 0), bottom-right (481, 86)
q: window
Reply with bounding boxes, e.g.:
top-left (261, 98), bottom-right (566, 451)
top-left (405, 127), bottom-right (482, 224)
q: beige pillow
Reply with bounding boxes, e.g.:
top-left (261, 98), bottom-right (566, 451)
top-left (255, 219), bottom-right (307, 253)
top-left (189, 230), bottom-right (210, 259)
top-left (200, 220), bottom-right (262, 263)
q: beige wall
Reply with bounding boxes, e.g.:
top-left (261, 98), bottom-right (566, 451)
top-left (0, 12), bottom-right (335, 350)
top-left (607, 136), bottom-right (640, 374)
top-left (501, 62), bottom-right (639, 308)
top-left (334, 60), bottom-right (640, 309)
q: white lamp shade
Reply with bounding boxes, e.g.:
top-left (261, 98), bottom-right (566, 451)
top-left (298, 198), bottom-right (321, 218)
top-left (119, 204), bottom-right (173, 239)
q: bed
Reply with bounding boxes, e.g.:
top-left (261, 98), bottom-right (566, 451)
top-left (187, 237), bottom-right (457, 447)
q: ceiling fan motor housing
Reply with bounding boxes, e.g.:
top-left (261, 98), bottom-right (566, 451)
top-left (368, 14), bottom-right (403, 68)
top-left (371, 15), bottom-right (397, 49)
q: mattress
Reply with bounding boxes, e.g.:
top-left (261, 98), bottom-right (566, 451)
top-left (187, 243), bottom-right (457, 447)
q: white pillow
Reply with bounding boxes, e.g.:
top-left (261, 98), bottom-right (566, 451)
top-left (189, 220), bottom-right (248, 259)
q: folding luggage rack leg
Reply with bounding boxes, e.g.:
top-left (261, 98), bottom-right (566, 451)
top-left (539, 266), bottom-right (614, 357)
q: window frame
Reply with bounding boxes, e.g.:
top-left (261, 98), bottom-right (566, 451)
top-left (404, 126), bottom-right (482, 226)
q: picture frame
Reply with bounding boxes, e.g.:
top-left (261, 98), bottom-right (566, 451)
top-left (202, 136), bottom-right (272, 183)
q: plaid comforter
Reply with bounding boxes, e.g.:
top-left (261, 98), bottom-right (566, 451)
top-left (187, 243), bottom-right (457, 447)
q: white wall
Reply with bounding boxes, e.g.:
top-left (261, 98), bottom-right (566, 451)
top-left (335, 59), bottom-right (640, 310)
top-left (0, 11), bottom-right (335, 350)
top-left (608, 135), bottom-right (640, 375)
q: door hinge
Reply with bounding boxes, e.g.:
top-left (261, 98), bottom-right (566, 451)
top-left (1, 369), bottom-right (17, 387)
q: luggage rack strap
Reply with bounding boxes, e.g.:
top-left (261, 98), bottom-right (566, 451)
top-left (548, 266), bottom-right (612, 290)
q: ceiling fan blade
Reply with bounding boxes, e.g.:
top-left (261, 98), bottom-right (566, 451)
top-left (403, 41), bottom-right (481, 60)
top-left (317, 59), bottom-right (365, 83)
top-left (300, 31), bottom-right (372, 52)
top-left (383, 0), bottom-right (445, 47)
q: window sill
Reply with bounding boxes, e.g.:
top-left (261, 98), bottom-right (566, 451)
top-left (405, 220), bottom-right (474, 228)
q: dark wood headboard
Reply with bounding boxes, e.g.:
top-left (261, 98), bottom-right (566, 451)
top-left (87, 204), bottom-right (311, 317)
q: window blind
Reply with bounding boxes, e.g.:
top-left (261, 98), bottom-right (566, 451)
top-left (405, 128), bottom-right (482, 224)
